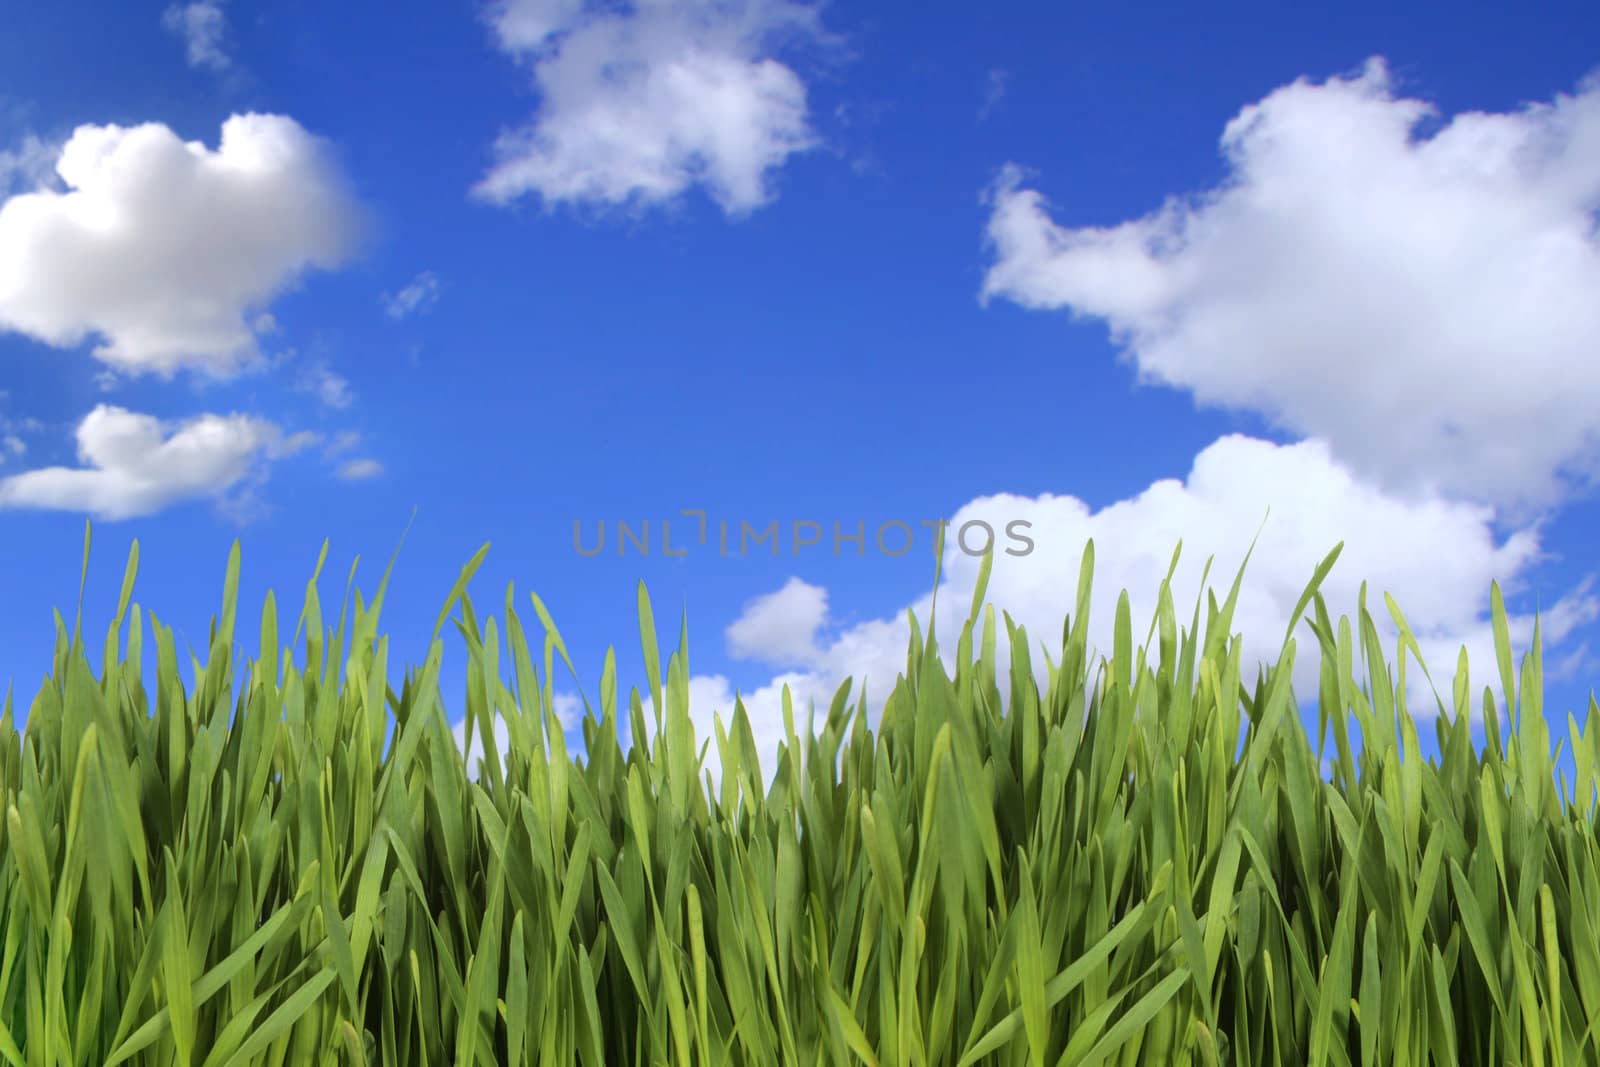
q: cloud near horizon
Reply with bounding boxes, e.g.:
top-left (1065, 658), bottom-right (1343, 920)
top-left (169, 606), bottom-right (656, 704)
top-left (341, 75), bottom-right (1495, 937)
top-left (455, 431), bottom-right (1600, 792)
top-left (628, 433), bottom-right (1599, 788)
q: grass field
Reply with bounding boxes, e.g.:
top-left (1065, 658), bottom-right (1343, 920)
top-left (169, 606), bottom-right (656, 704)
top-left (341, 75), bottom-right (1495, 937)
top-left (0, 522), bottom-right (1597, 1064)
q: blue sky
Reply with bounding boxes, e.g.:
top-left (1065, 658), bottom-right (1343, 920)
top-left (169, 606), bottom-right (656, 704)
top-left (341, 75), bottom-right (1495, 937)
top-left (1, 1), bottom-right (1598, 780)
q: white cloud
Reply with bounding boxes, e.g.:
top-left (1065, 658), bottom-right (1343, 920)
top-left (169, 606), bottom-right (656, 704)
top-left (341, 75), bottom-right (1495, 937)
top-left (336, 457), bottom-right (383, 481)
top-left (163, 1), bottom-right (231, 72)
top-left (982, 59), bottom-right (1600, 523)
top-left (0, 404), bottom-right (311, 520)
top-left (629, 434), bottom-right (1599, 789)
top-left (384, 271), bottom-right (441, 319)
top-left (725, 575), bottom-right (828, 665)
top-left (0, 114), bottom-right (362, 376)
top-left (476, 0), bottom-right (828, 214)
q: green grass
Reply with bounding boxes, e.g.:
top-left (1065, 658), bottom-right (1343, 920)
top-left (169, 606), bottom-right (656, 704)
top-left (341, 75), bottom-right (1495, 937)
top-left (1, 520), bottom-right (1598, 1065)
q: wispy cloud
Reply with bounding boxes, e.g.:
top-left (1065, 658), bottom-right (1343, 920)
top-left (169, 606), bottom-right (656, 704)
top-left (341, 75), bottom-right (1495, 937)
top-left (336, 457), bottom-right (383, 481)
top-left (297, 362), bottom-right (354, 409)
top-left (979, 68), bottom-right (1009, 120)
top-left (383, 271), bottom-right (442, 319)
top-left (323, 430), bottom-right (363, 458)
top-left (0, 133), bottom-right (58, 195)
top-left (162, 1), bottom-right (232, 72)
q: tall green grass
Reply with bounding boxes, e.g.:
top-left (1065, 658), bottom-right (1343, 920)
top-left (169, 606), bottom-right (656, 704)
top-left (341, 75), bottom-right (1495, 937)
top-left (1, 521), bottom-right (1598, 1065)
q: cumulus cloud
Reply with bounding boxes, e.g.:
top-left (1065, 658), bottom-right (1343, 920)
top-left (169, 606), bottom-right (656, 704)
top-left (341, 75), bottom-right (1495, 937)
top-left (384, 271), bottom-right (441, 319)
top-left (725, 576), bottom-right (829, 665)
top-left (0, 114), bottom-right (362, 376)
top-left (476, 0), bottom-right (828, 214)
top-left (619, 434), bottom-right (1600, 789)
top-left (982, 59), bottom-right (1600, 521)
top-left (163, 1), bottom-right (231, 72)
top-left (0, 404), bottom-right (311, 520)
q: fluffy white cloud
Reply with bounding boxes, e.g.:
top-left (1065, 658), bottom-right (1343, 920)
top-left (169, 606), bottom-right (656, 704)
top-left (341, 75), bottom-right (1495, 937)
top-left (476, 0), bottom-right (826, 214)
top-left (336, 458), bottom-right (383, 481)
top-left (0, 114), bottom-right (361, 376)
top-left (625, 434), bottom-right (1598, 789)
top-left (982, 59), bottom-right (1600, 522)
top-left (725, 576), bottom-right (828, 665)
top-left (0, 404), bottom-right (312, 520)
top-left (163, 1), bottom-right (231, 72)
top-left (384, 271), bottom-right (441, 319)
